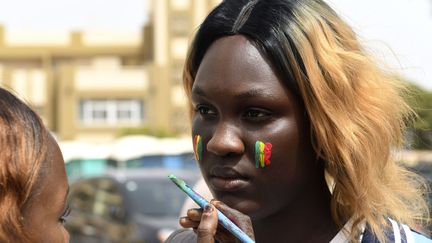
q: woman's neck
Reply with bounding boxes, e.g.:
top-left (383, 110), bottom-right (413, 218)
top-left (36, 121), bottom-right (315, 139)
top-left (252, 173), bottom-right (339, 242)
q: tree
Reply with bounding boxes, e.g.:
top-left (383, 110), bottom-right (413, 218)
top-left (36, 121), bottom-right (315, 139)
top-left (405, 82), bottom-right (432, 150)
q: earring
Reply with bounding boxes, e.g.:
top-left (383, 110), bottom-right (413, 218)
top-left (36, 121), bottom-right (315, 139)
top-left (255, 140), bottom-right (272, 168)
top-left (193, 135), bottom-right (202, 161)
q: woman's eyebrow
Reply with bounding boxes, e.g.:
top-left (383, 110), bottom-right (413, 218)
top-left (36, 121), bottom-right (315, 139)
top-left (192, 86), bottom-right (275, 100)
top-left (191, 86), bottom-right (207, 97)
top-left (235, 88), bottom-right (275, 100)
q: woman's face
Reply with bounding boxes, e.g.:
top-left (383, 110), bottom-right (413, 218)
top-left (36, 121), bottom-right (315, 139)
top-left (24, 135), bottom-right (70, 242)
top-left (191, 35), bottom-right (319, 219)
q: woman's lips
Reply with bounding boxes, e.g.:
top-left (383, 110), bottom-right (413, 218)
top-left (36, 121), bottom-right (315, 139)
top-left (208, 167), bottom-right (250, 191)
top-left (209, 176), bottom-right (249, 191)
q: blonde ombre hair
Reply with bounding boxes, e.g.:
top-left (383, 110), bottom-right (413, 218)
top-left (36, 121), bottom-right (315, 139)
top-left (183, 0), bottom-right (428, 241)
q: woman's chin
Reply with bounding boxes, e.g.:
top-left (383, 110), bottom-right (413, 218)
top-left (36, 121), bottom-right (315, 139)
top-left (217, 195), bottom-right (261, 216)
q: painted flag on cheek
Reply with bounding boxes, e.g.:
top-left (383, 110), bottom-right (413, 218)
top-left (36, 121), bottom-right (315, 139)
top-left (255, 141), bottom-right (272, 168)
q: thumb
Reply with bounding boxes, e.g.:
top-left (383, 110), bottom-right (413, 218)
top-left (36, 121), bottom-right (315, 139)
top-left (197, 204), bottom-right (218, 243)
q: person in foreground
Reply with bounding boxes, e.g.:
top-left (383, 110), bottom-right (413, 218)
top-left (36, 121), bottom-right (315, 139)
top-left (0, 87), bottom-right (70, 242)
top-left (166, 0), bottom-right (431, 242)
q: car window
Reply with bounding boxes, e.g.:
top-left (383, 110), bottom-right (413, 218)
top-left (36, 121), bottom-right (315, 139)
top-left (125, 153), bottom-right (198, 170)
top-left (123, 179), bottom-right (192, 217)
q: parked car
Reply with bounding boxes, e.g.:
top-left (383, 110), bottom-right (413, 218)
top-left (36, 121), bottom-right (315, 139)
top-left (65, 168), bottom-right (200, 243)
top-left (61, 136), bottom-right (199, 182)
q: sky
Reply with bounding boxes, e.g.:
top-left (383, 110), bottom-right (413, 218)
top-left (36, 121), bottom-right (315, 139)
top-left (0, 0), bottom-right (430, 90)
top-left (0, 0), bottom-right (148, 32)
top-left (328, 0), bottom-right (432, 91)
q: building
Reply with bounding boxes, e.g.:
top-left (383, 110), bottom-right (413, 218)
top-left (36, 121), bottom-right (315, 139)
top-left (148, 0), bottom-right (221, 135)
top-left (0, 0), bottom-right (220, 142)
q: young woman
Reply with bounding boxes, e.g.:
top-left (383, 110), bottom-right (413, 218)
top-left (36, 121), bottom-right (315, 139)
top-left (167, 0), bottom-right (430, 242)
top-left (0, 87), bottom-right (70, 242)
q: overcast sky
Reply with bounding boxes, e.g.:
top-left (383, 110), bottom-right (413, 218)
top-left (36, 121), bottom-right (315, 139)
top-left (0, 0), bottom-right (430, 90)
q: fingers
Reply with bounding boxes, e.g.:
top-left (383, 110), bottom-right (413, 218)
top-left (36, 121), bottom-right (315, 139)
top-left (197, 204), bottom-right (218, 243)
top-left (211, 200), bottom-right (244, 225)
top-left (179, 201), bottom-right (255, 242)
top-left (187, 208), bottom-right (202, 221)
top-left (211, 200), bottom-right (255, 240)
top-left (179, 217), bottom-right (199, 228)
top-left (179, 208), bottom-right (201, 228)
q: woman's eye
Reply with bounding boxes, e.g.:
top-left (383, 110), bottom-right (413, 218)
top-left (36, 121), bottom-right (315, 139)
top-left (59, 205), bottom-right (71, 225)
top-left (243, 109), bottom-right (272, 120)
top-left (196, 105), bottom-right (217, 117)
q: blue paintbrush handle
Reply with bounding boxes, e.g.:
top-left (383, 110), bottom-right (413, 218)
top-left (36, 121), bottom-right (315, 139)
top-left (168, 174), bottom-right (255, 243)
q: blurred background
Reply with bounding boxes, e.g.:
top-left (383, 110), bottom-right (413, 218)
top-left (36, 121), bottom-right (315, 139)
top-left (0, 0), bottom-right (430, 242)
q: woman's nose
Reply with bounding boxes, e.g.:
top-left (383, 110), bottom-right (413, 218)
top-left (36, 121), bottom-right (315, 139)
top-left (206, 123), bottom-right (244, 157)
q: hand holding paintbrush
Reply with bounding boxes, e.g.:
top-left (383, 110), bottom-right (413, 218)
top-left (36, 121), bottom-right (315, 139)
top-left (169, 174), bottom-right (255, 243)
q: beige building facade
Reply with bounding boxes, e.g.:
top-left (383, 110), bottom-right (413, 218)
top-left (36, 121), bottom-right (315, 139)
top-left (0, 0), bottom-right (220, 142)
top-left (150, 0), bottom-right (221, 134)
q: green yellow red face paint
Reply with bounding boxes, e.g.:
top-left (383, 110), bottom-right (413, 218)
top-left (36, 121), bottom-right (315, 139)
top-left (255, 140), bottom-right (272, 168)
top-left (193, 135), bottom-right (202, 161)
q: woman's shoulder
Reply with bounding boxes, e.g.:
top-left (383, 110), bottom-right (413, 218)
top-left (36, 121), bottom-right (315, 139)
top-left (165, 229), bottom-right (197, 243)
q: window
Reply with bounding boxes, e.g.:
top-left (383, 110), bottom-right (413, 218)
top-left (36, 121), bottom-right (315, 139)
top-left (171, 64), bottom-right (184, 84)
top-left (124, 178), bottom-right (193, 216)
top-left (170, 16), bottom-right (190, 35)
top-left (171, 37), bottom-right (189, 60)
top-left (170, 0), bottom-right (190, 11)
top-left (79, 99), bottom-right (143, 126)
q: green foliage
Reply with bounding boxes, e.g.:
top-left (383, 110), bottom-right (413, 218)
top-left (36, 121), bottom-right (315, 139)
top-left (405, 83), bottom-right (432, 150)
top-left (118, 126), bottom-right (177, 138)
top-left (406, 83), bottom-right (432, 130)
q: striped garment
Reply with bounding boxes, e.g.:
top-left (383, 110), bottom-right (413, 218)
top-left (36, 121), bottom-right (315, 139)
top-left (331, 218), bottom-right (431, 243)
